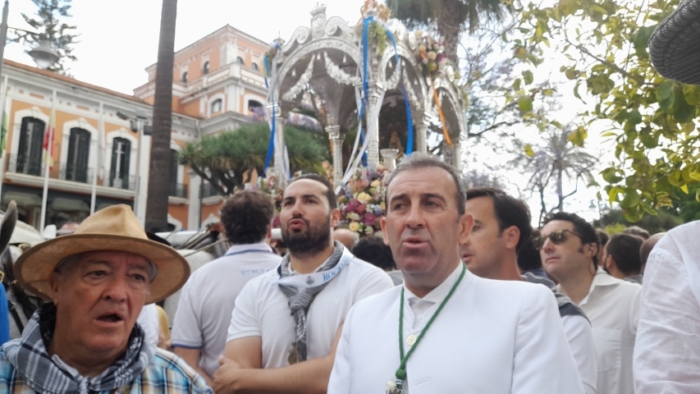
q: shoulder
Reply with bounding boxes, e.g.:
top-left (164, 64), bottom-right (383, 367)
top-left (141, 348), bottom-right (212, 392)
top-left (472, 272), bottom-right (551, 298)
top-left (345, 285), bottom-right (402, 320)
top-left (346, 257), bottom-right (391, 280)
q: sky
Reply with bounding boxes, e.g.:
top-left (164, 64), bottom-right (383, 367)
top-left (3, 0), bottom-right (366, 94)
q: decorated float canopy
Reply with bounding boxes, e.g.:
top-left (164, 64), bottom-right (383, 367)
top-left (263, 1), bottom-right (467, 186)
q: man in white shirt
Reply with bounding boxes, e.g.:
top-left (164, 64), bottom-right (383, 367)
top-left (634, 220), bottom-right (700, 392)
top-left (171, 191), bottom-right (282, 385)
top-left (600, 233), bottom-right (644, 284)
top-left (460, 187), bottom-right (597, 393)
top-left (540, 212), bottom-right (641, 394)
top-left (329, 153), bottom-right (584, 394)
top-left (214, 174), bottom-right (393, 393)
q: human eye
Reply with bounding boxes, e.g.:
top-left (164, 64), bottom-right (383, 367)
top-left (131, 273), bottom-right (147, 282)
top-left (86, 270), bottom-right (108, 279)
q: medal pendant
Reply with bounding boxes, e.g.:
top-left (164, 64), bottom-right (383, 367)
top-left (386, 379), bottom-right (404, 394)
top-left (287, 344), bottom-right (298, 365)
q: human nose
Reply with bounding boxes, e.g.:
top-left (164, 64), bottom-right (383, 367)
top-left (103, 275), bottom-right (128, 302)
top-left (405, 203), bottom-right (424, 229)
top-left (541, 236), bottom-right (554, 253)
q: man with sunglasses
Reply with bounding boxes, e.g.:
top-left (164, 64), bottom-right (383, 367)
top-left (540, 212), bottom-right (641, 394)
top-left (460, 188), bottom-right (596, 393)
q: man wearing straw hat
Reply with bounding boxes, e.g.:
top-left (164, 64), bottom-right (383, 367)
top-left (633, 1), bottom-right (700, 391)
top-left (0, 204), bottom-right (212, 393)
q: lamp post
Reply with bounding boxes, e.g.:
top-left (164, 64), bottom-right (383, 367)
top-left (116, 110), bottom-right (149, 224)
top-left (0, 0), bottom-right (60, 218)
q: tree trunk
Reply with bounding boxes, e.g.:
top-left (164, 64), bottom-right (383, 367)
top-left (438, 0), bottom-right (462, 65)
top-left (556, 165), bottom-right (564, 211)
top-left (145, 0), bottom-right (178, 232)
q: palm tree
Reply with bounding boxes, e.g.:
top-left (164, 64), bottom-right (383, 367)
top-left (145, 0), bottom-right (177, 232)
top-left (510, 127), bottom-right (597, 224)
top-left (387, 0), bottom-right (506, 64)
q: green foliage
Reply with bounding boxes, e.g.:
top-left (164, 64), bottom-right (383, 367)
top-left (514, 0), bottom-right (700, 221)
top-left (179, 124), bottom-right (327, 196)
top-left (13, 0), bottom-right (79, 75)
top-left (594, 208), bottom-right (682, 235)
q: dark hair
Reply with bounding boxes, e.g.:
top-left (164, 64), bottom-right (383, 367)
top-left (466, 187), bottom-right (532, 252)
top-left (384, 153), bottom-right (465, 216)
top-left (352, 236), bottom-right (396, 271)
top-left (220, 190), bottom-right (275, 244)
top-left (596, 229), bottom-right (609, 247)
top-left (518, 229), bottom-right (543, 271)
top-left (606, 233), bottom-right (644, 275)
top-left (639, 232), bottom-right (665, 268)
top-left (287, 174), bottom-right (337, 209)
top-left (542, 211), bottom-right (600, 268)
top-left (623, 225), bottom-right (651, 240)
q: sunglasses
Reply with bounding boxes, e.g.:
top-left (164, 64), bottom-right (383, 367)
top-left (532, 229), bottom-right (582, 250)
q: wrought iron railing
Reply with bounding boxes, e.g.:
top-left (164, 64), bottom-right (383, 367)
top-left (7, 154), bottom-right (43, 176)
top-left (108, 174), bottom-right (137, 191)
top-left (59, 163), bottom-right (94, 184)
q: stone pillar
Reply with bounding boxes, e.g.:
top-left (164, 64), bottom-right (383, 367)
top-left (186, 169), bottom-right (202, 230)
top-left (325, 125), bottom-right (344, 186)
top-left (366, 82), bottom-right (384, 167)
top-left (452, 139), bottom-right (461, 171)
top-left (268, 103), bottom-right (287, 188)
top-left (414, 110), bottom-right (428, 154)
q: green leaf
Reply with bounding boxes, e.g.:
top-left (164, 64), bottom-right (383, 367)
top-left (513, 78), bottom-right (522, 91)
top-left (680, 184), bottom-right (689, 194)
top-left (608, 186), bottom-right (624, 204)
top-left (568, 126), bottom-right (587, 147)
top-left (522, 70), bottom-right (534, 85)
top-left (620, 189), bottom-right (640, 208)
top-left (673, 89), bottom-right (696, 123)
top-left (627, 110), bottom-right (642, 126)
top-left (623, 209), bottom-right (641, 223)
top-left (524, 144), bottom-right (535, 157)
top-left (683, 85), bottom-right (700, 106)
top-left (696, 188), bottom-right (700, 202)
top-left (656, 80), bottom-right (676, 111)
top-left (518, 96), bottom-right (533, 112)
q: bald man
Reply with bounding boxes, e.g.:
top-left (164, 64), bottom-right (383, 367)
top-left (334, 228), bottom-right (359, 250)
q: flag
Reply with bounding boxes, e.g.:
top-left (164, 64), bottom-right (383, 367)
top-left (1, 112), bottom-right (7, 152)
top-left (43, 116), bottom-right (55, 170)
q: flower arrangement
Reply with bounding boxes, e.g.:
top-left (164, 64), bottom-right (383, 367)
top-left (337, 165), bottom-right (389, 237)
top-left (414, 31), bottom-right (460, 80)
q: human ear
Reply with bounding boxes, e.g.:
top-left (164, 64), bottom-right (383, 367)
top-left (504, 226), bottom-right (520, 250)
top-left (330, 208), bottom-right (341, 228)
top-left (458, 214), bottom-right (474, 245)
top-left (380, 217), bottom-right (390, 245)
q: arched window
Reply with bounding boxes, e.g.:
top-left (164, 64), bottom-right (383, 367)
top-left (65, 128), bottom-right (90, 183)
top-left (252, 63), bottom-right (259, 71)
top-left (110, 137), bottom-right (131, 189)
top-left (182, 71), bottom-right (188, 83)
top-left (211, 99), bottom-right (223, 114)
top-left (202, 61), bottom-right (210, 75)
top-left (16, 117), bottom-right (46, 176)
top-left (236, 56), bottom-right (244, 66)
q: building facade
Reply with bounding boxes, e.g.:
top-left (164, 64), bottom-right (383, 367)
top-left (1, 25), bottom-right (269, 232)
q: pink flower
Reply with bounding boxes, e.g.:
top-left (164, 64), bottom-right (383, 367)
top-left (357, 204), bottom-right (367, 215)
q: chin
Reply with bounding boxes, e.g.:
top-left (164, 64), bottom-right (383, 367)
top-left (398, 256), bottom-right (438, 275)
top-left (83, 333), bottom-right (130, 353)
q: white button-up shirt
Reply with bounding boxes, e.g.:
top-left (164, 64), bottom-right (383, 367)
top-left (329, 264), bottom-right (585, 394)
top-left (634, 220), bottom-right (700, 393)
top-left (570, 268), bottom-right (641, 394)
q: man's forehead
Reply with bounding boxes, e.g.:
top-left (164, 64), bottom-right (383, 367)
top-left (78, 251), bottom-right (150, 268)
top-left (465, 196), bottom-right (495, 219)
top-left (387, 167), bottom-right (456, 198)
top-left (283, 179), bottom-right (328, 198)
top-left (541, 220), bottom-right (574, 234)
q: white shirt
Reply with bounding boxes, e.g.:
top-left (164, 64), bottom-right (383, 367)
top-left (227, 249), bottom-right (394, 368)
top-left (634, 220), bottom-right (700, 393)
top-left (329, 264), bottom-right (585, 394)
top-left (561, 315), bottom-right (598, 394)
top-left (573, 268), bottom-right (641, 394)
top-left (171, 243), bottom-right (281, 377)
top-left (137, 303), bottom-right (160, 349)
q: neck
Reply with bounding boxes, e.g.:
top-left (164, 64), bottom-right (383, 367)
top-left (491, 252), bottom-right (522, 281)
top-left (289, 242), bottom-right (335, 274)
top-left (50, 325), bottom-right (124, 377)
top-left (557, 266), bottom-right (596, 305)
top-left (607, 264), bottom-right (634, 280)
top-left (404, 260), bottom-right (460, 298)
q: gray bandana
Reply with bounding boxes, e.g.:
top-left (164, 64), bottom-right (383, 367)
top-left (2, 303), bottom-right (154, 394)
top-left (278, 241), bottom-right (347, 363)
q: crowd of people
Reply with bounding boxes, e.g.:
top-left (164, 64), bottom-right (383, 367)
top-left (0, 0), bottom-right (698, 391)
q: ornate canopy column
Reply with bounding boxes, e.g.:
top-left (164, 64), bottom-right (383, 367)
top-left (267, 103), bottom-right (287, 187)
top-left (366, 81), bottom-right (384, 166)
top-left (325, 124), bottom-right (344, 185)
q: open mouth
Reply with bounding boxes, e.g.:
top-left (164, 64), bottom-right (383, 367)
top-left (96, 313), bottom-right (124, 323)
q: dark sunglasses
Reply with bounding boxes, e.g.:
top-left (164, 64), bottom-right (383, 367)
top-left (532, 230), bottom-right (582, 250)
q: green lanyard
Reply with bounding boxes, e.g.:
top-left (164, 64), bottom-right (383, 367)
top-left (395, 263), bottom-right (466, 385)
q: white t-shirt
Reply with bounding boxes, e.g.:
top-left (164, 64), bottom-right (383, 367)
top-left (328, 265), bottom-right (585, 394)
top-left (562, 314), bottom-right (598, 394)
top-left (573, 268), bottom-right (641, 394)
top-left (634, 221), bottom-right (700, 393)
top-left (227, 248), bottom-right (394, 369)
top-left (137, 303), bottom-right (160, 349)
top-left (171, 243), bottom-right (281, 377)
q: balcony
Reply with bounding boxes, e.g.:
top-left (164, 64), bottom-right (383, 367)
top-left (7, 153), bottom-right (44, 176)
top-left (169, 183), bottom-right (188, 198)
top-left (201, 183), bottom-right (224, 198)
top-left (59, 163), bottom-right (95, 184)
top-left (108, 175), bottom-right (137, 191)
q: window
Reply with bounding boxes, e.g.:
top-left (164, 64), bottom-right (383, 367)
top-left (65, 128), bottom-right (91, 183)
top-left (210, 99), bottom-right (223, 114)
top-left (16, 117), bottom-right (45, 176)
top-left (202, 61), bottom-right (210, 75)
top-left (168, 149), bottom-right (181, 197)
top-left (252, 63), bottom-right (259, 71)
top-left (110, 137), bottom-right (131, 189)
top-left (236, 56), bottom-right (244, 65)
top-left (182, 71), bottom-right (188, 83)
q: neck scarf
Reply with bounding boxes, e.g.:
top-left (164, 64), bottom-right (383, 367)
top-left (277, 241), bottom-right (351, 363)
top-left (2, 303), bottom-right (154, 394)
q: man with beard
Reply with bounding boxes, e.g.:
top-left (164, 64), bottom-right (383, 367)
top-left (214, 174), bottom-right (393, 393)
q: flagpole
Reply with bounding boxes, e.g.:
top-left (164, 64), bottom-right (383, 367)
top-left (0, 75), bottom-right (9, 203)
top-left (90, 101), bottom-right (103, 214)
top-left (39, 89), bottom-right (56, 230)
top-left (0, 0), bottom-right (9, 205)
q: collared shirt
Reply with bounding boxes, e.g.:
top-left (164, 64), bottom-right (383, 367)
top-left (566, 268), bottom-right (641, 394)
top-left (0, 347), bottom-right (212, 393)
top-left (171, 242), bottom-right (281, 377)
top-left (623, 274), bottom-right (643, 285)
top-left (634, 221), bottom-right (700, 393)
top-left (329, 264), bottom-right (585, 394)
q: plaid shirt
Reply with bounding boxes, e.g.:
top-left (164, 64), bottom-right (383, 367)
top-left (0, 347), bottom-right (212, 394)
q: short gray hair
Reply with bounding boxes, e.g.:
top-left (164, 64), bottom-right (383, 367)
top-left (55, 252), bottom-right (158, 282)
top-left (384, 153), bottom-right (465, 216)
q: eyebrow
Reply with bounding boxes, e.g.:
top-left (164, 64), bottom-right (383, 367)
top-left (389, 193), bottom-right (448, 204)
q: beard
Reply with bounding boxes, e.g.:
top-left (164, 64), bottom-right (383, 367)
top-left (282, 215), bottom-right (332, 258)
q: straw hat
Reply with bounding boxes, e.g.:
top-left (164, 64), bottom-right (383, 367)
top-left (648, 0), bottom-right (700, 84)
top-left (15, 204), bottom-right (190, 304)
